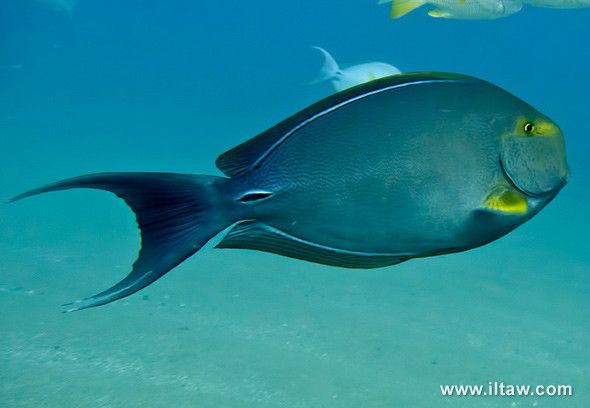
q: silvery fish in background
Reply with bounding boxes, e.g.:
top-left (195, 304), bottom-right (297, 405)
top-left (10, 73), bottom-right (568, 312)
top-left (524, 0), bottom-right (590, 8)
top-left (380, 0), bottom-right (523, 19)
top-left (311, 47), bottom-right (401, 92)
top-left (35, 0), bottom-right (75, 16)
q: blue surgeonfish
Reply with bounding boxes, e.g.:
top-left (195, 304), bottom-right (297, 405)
top-left (10, 73), bottom-right (568, 311)
top-left (380, 0), bottom-right (523, 19)
top-left (311, 47), bottom-right (401, 92)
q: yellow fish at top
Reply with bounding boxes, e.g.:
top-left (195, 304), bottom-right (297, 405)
top-left (380, 0), bottom-right (523, 19)
top-left (381, 0), bottom-right (590, 19)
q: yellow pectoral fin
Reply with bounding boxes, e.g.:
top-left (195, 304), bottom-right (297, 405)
top-left (428, 8), bottom-right (451, 18)
top-left (390, 0), bottom-right (426, 18)
top-left (483, 188), bottom-right (528, 215)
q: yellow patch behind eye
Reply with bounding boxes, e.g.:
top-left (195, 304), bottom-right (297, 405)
top-left (533, 120), bottom-right (559, 136)
top-left (515, 118), bottom-right (559, 137)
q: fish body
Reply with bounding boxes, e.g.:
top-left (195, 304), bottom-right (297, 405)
top-left (312, 47), bottom-right (401, 92)
top-left (11, 73), bottom-right (568, 311)
top-left (381, 0), bottom-right (523, 19)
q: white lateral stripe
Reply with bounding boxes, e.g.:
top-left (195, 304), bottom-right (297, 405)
top-left (252, 79), bottom-right (467, 169)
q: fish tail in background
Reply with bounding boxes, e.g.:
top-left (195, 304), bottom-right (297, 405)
top-left (9, 172), bottom-right (233, 312)
top-left (309, 46), bottom-right (341, 84)
top-left (378, 0), bottom-right (426, 18)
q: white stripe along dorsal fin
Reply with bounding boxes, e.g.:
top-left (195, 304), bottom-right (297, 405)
top-left (215, 72), bottom-right (475, 178)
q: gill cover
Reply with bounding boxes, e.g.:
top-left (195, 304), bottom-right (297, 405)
top-left (500, 133), bottom-right (567, 196)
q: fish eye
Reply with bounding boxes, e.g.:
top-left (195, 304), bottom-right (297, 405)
top-left (523, 122), bottom-right (535, 134)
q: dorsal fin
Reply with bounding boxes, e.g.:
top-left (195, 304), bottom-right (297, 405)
top-left (215, 72), bottom-right (475, 177)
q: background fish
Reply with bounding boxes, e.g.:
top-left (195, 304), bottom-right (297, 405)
top-left (525, 0), bottom-right (590, 7)
top-left (311, 46), bottom-right (401, 91)
top-left (10, 73), bottom-right (568, 312)
top-left (35, 0), bottom-right (75, 16)
top-left (380, 0), bottom-right (523, 19)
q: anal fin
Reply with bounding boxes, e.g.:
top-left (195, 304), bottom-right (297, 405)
top-left (216, 221), bottom-right (408, 269)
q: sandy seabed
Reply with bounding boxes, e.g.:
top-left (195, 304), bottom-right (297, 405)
top-left (1, 193), bottom-right (588, 408)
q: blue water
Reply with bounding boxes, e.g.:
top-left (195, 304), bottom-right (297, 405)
top-left (1, 1), bottom-right (589, 407)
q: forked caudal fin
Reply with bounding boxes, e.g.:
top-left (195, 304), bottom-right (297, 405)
top-left (9, 172), bottom-right (230, 312)
top-left (309, 46), bottom-right (341, 84)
